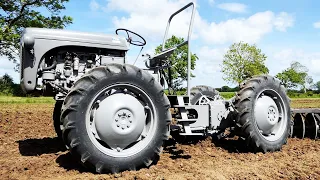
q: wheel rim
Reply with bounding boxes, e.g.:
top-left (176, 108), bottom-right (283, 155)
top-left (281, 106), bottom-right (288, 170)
top-left (85, 83), bottom-right (157, 157)
top-left (254, 89), bottom-right (288, 142)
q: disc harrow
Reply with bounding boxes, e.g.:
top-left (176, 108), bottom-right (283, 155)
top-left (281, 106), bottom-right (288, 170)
top-left (290, 109), bottom-right (320, 139)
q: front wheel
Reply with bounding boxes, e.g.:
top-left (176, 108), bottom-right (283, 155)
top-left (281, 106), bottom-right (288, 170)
top-left (234, 75), bottom-right (291, 152)
top-left (61, 64), bottom-right (171, 173)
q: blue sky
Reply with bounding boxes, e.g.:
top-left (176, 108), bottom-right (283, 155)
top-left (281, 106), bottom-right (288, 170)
top-left (2, 0), bottom-right (320, 89)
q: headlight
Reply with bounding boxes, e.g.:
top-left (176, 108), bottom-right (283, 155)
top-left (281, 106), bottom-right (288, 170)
top-left (23, 35), bottom-right (35, 48)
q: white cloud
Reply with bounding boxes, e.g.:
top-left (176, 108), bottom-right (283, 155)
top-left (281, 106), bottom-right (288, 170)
top-left (313, 21), bottom-right (320, 29)
top-left (198, 11), bottom-right (294, 44)
top-left (217, 3), bottom-right (247, 13)
top-left (90, 0), bottom-right (100, 11)
top-left (273, 12), bottom-right (294, 32)
top-left (0, 56), bottom-right (19, 83)
top-left (208, 0), bottom-right (214, 6)
top-left (191, 46), bottom-right (229, 87)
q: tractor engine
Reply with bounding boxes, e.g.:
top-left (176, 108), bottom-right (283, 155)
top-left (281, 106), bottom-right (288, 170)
top-left (39, 48), bottom-right (126, 100)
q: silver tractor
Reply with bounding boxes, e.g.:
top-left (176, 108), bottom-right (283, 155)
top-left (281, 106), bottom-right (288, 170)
top-left (19, 2), bottom-right (319, 174)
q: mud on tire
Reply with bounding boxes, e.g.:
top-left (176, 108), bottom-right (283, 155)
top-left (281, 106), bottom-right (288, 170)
top-left (61, 64), bottom-right (171, 173)
top-left (234, 75), bottom-right (291, 152)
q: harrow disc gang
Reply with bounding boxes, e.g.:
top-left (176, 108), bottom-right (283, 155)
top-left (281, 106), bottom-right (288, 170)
top-left (291, 109), bottom-right (320, 139)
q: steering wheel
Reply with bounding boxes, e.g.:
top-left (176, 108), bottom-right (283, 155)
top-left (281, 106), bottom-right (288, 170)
top-left (115, 28), bottom-right (146, 46)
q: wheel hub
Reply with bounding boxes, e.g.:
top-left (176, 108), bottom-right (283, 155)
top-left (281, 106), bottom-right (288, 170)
top-left (254, 95), bottom-right (279, 135)
top-left (93, 93), bottom-right (146, 149)
top-left (115, 109), bottom-right (133, 130)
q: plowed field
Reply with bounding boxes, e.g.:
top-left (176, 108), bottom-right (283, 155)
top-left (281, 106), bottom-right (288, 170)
top-left (0, 99), bottom-right (320, 179)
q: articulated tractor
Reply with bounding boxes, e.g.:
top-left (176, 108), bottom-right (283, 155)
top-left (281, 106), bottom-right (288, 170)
top-left (19, 2), bottom-right (319, 173)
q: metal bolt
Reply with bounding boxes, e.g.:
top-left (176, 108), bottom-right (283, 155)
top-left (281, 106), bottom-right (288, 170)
top-left (118, 113), bottom-right (121, 117)
top-left (124, 89), bottom-right (128, 93)
top-left (117, 147), bottom-right (121, 152)
top-left (128, 114), bottom-right (131, 118)
top-left (117, 124), bottom-right (120, 127)
top-left (129, 120), bottom-right (132, 123)
top-left (96, 100), bottom-right (101, 104)
top-left (127, 125), bottom-right (130, 128)
top-left (122, 127), bottom-right (125, 130)
top-left (115, 119), bottom-right (118, 122)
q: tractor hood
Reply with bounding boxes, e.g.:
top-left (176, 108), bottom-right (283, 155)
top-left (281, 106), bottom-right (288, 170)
top-left (21, 28), bottom-right (129, 51)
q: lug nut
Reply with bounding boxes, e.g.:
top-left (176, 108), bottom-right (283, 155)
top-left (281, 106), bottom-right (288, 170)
top-left (117, 124), bottom-right (120, 127)
top-left (127, 125), bottom-right (130, 128)
top-left (117, 147), bottom-right (121, 152)
top-left (129, 120), bottom-right (132, 123)
top-left (115, 119), bottom-right (118, 122)
top-left (122, 127), bottom-right (125, 130)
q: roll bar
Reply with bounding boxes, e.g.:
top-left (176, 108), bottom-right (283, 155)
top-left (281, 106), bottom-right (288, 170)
top-left (161, 2), bottom-right (195, 98)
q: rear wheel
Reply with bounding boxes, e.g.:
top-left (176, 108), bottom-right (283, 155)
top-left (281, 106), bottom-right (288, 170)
top-left (234, 75), bottom-right (290, 152)
top-left (61, 64), bottom-right (171, 173)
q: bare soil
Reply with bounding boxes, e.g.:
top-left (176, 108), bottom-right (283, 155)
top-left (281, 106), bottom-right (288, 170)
top-left (0, 103), bottom-right (320, 180)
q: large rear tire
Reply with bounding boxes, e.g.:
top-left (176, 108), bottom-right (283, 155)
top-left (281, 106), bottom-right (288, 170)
top-left (61, 64), bottom-right (171, 173)
top-left (234, 75), bottom-right (290, 152)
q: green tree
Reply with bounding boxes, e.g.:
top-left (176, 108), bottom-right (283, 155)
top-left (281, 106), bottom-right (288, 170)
top-left (276, 61), bottom-right (313, 93)
top-left (0, 0), bottom-right (73, 70)
top-left (314, 81), bottom-right (320, 93)
top-left (154, 35), bottom-right (198, 90)
top-left (0, 73), bottom-right (14, 95)
top-left (221, 41), bottom-right (269, 86)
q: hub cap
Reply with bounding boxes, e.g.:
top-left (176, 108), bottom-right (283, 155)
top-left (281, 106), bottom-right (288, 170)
top-left (254, 89), bottom-right (287, 141)
top-left (94, 93), bottom-right (146, 149)
top-left (86, 84), bottom-right (156, 157)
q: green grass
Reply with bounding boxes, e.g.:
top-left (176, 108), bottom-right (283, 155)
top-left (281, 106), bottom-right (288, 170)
top-left (0, 96), bottom-right (55, 104)
top-left (219, 92), bottom-right (235, 99)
